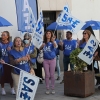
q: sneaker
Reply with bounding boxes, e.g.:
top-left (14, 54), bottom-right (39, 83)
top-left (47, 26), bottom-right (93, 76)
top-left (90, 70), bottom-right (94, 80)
top-left (45, 89), bottom-right (50, 95)
top-left (60, 80), bottom-right (64, 84)
top-left (51, 90), bottom-right (55, 94)
top-left (11, 88), bottom-right (16, 95)
top-left (56, 76), bottom-right (60, 80)
top-left (1, 88), bottom-right (6, 95)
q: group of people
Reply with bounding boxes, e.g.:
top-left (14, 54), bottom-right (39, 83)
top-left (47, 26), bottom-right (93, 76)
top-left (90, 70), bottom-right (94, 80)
top-left (0, 26), bottom-right (100, 96)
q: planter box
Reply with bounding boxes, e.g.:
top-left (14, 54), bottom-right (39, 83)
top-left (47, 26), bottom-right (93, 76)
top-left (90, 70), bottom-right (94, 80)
top-left (64, 71), bottom-right (95, 97)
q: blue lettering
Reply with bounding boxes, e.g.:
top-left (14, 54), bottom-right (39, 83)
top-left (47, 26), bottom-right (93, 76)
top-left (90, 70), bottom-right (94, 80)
top-left (67, 17), bottom-right (73, 23)
top-left (62, 13), bottom-right (68, 22)
top-left (90, 40), bottom-right (96, 46)
top-left (20, 92), bottom-right (31, 100)
top-left (88, 46), bottom-right (93, 53)
top-left (22, 83), bottom-right (33, 92)
top-left (24, 77), bottom-right (35, 86)
top-left (72, 20), bottom-right (80, 28)
top-left (64, 6), bottom-right (69, 12)
top-left (83, 51), bottom-right (93, 58)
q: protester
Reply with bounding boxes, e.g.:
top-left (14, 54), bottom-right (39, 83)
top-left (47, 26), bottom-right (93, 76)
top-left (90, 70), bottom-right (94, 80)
top-left (0, 31), bottom-right (15, 95)
top-left (23, 33), bottom-right (37, 75)
top-left (79, 28), bottom-right (100, 85)
top-left (40, 30), bottom-right (57, 94)
top-left (35, 49), bottom-right (43, 84)
top-left (59, 31), bottom-right (77, 84)
top-left (9, 37), bottom-right (30, 93)
top-left (54, 34), bottom-right (61, 80)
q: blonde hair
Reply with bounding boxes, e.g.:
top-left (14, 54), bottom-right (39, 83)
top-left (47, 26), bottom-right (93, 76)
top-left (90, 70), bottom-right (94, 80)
top-left (13, 37), bottom-right (24, 51)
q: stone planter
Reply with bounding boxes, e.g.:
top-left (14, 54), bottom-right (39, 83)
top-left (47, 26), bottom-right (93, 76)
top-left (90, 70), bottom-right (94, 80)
top-left (64, 71), bottom-right (95, 97)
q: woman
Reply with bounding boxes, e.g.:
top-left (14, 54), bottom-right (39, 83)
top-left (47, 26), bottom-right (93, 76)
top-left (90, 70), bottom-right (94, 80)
top-left (40, 30), bottom-right (57, 95)
top-left (23, 33), bottom-right (37, 75)
top-left (35, 49), bottom-right (43, 84)
top-left (79, 30), bottom-right (99, 72)
top-left (0, 31), bottom-right (15, 95)
top-left (9, 37), bottom-right (30, 93)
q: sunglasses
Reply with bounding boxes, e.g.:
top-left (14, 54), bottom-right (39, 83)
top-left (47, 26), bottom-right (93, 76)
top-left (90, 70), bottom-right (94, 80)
top-left (83, 32), bottom-right (87, 35)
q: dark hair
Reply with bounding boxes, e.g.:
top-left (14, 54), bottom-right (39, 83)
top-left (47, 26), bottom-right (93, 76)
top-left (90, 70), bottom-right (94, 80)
top-left (66, 31), bottom-right (72, 35)
top-left (13, 37), bottom-right (23, 47)
top-left (2, 31), bottom-right (10, 41)
top-left (43, 30), bottom-right (54, 43)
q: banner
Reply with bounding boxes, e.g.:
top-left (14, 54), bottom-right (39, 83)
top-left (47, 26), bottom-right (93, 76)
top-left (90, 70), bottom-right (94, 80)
top-left (32, 10), bottom-right (44, 49)
top-left (16, 71), bottom-right (39, 100)
top-left (15, 0), bottom-right (38, 32)
top-left (56, 4), bottom-right (70, 24)
top-left (78, 34), bottom-right (99, 65)
top-left (57, 10), bottom-right (85, 33)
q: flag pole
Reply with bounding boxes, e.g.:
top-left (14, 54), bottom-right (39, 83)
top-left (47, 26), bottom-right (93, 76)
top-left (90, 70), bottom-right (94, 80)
top-left (4, 62), bottom-right (42, 79)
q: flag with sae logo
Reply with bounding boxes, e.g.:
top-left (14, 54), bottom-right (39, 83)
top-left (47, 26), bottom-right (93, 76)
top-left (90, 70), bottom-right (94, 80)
top-left (32, 10), bottom-right (44, 49)
top-left (78, 34), bottom-right (99, 65)
top-left (15, 0), bottom-right (38, 32)
top-left (16, 71), bottom-right (39, 100)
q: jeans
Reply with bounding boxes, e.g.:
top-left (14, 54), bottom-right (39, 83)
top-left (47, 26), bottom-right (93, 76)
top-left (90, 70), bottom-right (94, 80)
top-left (43, 58), bottom-right (56, 89)
top-left (56, 55), bottom-right (61, 77)
top-left (63, 55), bottom-right (74, 71)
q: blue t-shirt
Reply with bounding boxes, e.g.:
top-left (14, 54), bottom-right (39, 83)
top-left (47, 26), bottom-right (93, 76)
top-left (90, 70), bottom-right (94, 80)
top-left (63, 39), bottom-right (76, 56)
top-left (55, 39), bottom-right (60, 55)
top-left (79, 42), bottom-right (86, 49)
top-left (9, 48), bottom-right (30, 75)
top-left (43, 42), bottom-right (56, 60)
top-left (25, 45), bottom-right (36, 64)
top-left (0, 41), bottom-right (13, 63)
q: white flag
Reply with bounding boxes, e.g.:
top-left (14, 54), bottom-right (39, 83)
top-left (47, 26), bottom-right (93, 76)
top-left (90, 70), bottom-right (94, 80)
top-left (32, 10), bottom-right (44, 49)
top-left (78, 34), bottom-right (99, 65)
top-left (56, 4), bottom-right (70, 25)
top-left (16, 71), bottom-right (39, 100)
top-left (58, 10), bottom-right (85, 33)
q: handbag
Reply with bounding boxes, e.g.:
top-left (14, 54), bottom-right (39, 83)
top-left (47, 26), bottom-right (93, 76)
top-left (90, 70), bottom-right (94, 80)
top-left (37, 50), bottom-right (44, 64)
top-left (95, 55), bottom-right (100, 61)
top-left (95, 44), bottom-right (100, 61)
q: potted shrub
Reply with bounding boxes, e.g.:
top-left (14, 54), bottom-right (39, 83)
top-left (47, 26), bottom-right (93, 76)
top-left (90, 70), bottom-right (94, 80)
top-left (64, 48), bottom-right (95, 97)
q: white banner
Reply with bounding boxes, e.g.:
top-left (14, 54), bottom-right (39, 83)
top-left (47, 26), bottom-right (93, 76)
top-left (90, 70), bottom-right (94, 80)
top-left (16, 71), bottom-right (39, 100)
top-left (56, 4), bottom-right (70, 25)
top-left (78, 34), bottom-right (99, 65)
top-left (58, 10), bottom-right (85, 33)
top-left (32, 10), bottom-right (44, 49)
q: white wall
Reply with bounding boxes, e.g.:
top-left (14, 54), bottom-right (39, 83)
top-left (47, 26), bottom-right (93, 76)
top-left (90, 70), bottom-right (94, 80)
top-left (0, 0), bottom-right (71, 41)
top-left (0, 0), bottom-right (21, 41)
top-left (71, 0), bottom-right (100, 42)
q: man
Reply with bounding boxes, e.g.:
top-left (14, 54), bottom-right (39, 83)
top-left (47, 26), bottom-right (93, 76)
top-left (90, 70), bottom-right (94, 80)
top-left (59, 31), bottom-right (77, 83)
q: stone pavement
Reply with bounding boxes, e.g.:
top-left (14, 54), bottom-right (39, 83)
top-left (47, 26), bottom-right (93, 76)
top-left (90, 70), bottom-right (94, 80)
top-left (0, 72), bottom-right (100, 100)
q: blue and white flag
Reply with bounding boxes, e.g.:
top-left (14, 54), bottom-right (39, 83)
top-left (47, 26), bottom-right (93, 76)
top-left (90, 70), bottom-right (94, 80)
top-left (78, 34), bottom-right (99, 65)
top-left (32, 10), bottom-right (44, 49)
top-left (15, 0), bottom-right (38, 32)
top-left (56, 4), bottom-right (70, 24)
top-left (16, 71), bottom-right (39, 100)
top-left (57, 10), bottom-right (85, 33)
